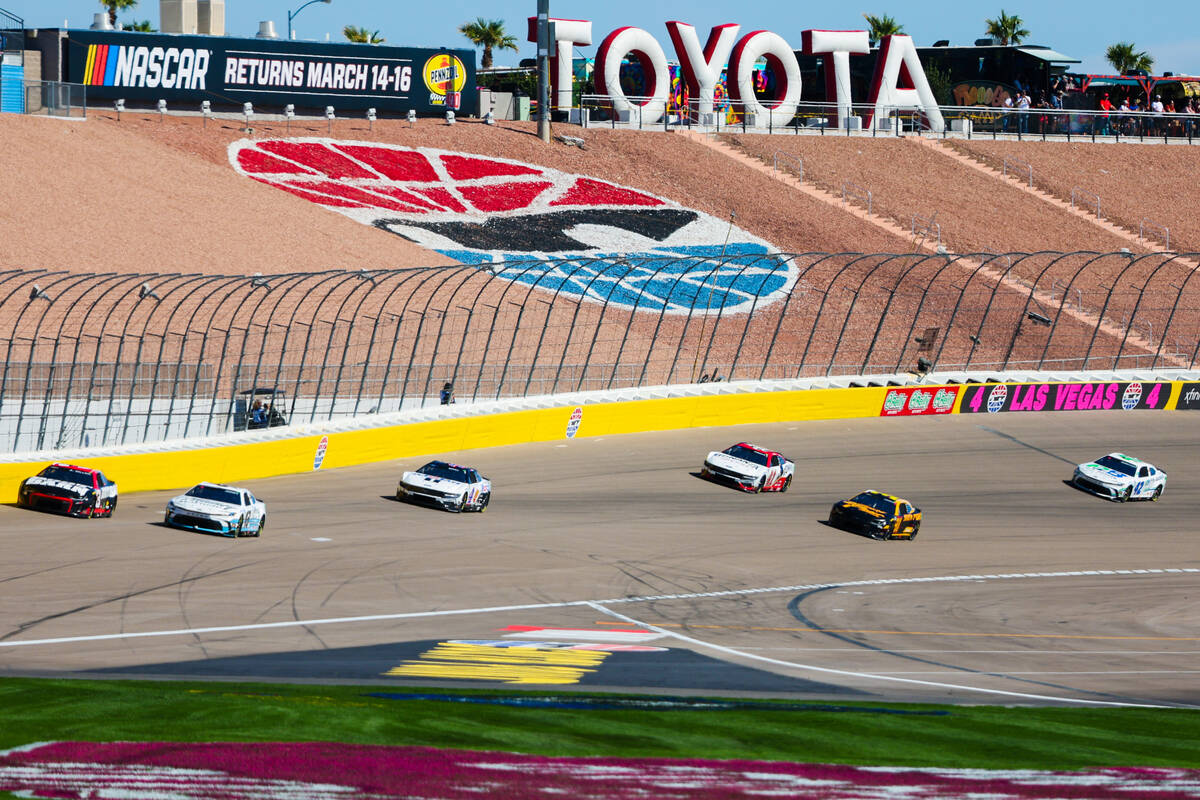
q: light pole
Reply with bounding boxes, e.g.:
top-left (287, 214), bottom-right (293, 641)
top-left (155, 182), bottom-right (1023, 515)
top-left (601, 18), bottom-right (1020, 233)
top-left (287, 0), bottom-right (331, 40)
top-left (536, 0), bottom-right (551, 142)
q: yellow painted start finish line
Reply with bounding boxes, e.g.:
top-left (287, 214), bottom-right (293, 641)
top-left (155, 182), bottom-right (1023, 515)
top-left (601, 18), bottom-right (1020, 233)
top-left (0, 386), bottom-right (883, 501)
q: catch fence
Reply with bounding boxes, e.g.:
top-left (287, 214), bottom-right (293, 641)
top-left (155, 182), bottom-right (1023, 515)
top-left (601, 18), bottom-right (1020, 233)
top-left (2, 250), bottom-right (1199, 452)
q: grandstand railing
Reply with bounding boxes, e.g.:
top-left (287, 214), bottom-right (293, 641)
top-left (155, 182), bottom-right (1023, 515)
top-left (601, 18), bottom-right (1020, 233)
top-left (575, 95), bottom-right (1200, 144)
top-left (2, 251), bottom-right (1198, 453)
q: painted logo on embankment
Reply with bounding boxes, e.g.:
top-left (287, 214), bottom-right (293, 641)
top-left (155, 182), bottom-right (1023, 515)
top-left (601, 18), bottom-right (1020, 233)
top-left (229, 138), bottom-right (795, 314)
top-left (3, 741), bottom-right (1199, 799)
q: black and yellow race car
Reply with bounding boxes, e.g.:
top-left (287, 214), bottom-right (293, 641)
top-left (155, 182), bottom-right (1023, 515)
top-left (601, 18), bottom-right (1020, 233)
top-left (828, 490), bottom-right (921, 540)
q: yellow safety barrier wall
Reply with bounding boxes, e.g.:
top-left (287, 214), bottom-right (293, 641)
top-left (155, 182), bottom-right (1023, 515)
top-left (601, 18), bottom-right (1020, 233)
top-left (3, 378), bottom-right (1193, 502)
top-left (0, 386), bottom-right (886, 501)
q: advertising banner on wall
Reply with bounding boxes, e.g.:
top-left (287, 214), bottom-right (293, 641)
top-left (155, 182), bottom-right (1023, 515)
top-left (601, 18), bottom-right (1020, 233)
top-left (1175, 383), bottom-right (1200, 410)
top-left (959, 381), bottom-right (1172, 414)
top-left (66, 30), bottom-right (476, 115)
top-left (879, 385), bottom-right (960, 416)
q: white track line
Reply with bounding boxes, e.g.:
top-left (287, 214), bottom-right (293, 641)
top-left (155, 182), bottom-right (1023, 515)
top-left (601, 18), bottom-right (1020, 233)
top-left (584, 601), bottom-right (1196, 709)
top-left (0, 568), bottom-right (1195, 651)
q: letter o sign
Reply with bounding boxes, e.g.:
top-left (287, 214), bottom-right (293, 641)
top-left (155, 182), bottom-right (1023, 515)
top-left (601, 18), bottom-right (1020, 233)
top-left (728, 30), bottom-right (802, 127)
top-left (594, 26), bottom-right (670, 125)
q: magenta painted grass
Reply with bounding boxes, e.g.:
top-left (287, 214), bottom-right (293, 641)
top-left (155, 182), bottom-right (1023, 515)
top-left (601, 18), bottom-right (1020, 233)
top-left (2, 741), bottom-right (1200, 799)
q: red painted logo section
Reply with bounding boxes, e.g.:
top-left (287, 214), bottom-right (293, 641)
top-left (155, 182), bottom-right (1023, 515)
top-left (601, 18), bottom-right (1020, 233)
top-left (3, 742), bottom-right (1200, 799)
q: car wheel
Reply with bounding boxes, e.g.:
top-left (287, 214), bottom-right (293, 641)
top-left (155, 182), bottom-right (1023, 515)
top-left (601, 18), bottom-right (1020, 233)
top-left (754, 476), bottom-right (766, 493)
top-left (1151, 485), bottom-right (1162, 502)
top-left (253, 516), bottom-right (264, 537)
top-left (456, 494), bottom-right (468, 513)
top-left (234, 517), bottom-right (245, 537)
top-left (780, 475), bottom-right (792, 493)
top-left (1119, 487), bottom-right (1132, 503)
top-left (478, 492), bottom-right (490, 513)
top-left (870, 529), bottom-right (887, 541)
top-left (908, 522), bottom-right (920, 540)
top-left (107, 497), bottom-right (117, 517)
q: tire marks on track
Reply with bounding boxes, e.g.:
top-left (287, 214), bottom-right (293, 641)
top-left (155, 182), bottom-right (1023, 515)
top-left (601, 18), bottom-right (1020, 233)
top-left (784, 586), bottom-right (1162, 708)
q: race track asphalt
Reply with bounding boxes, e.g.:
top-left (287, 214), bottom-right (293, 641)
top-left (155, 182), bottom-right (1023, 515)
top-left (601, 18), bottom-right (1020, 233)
top-left (0, 410), bottom-right (1197, 707)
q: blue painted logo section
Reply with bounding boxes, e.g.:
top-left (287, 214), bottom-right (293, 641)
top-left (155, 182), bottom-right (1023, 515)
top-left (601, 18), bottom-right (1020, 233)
top-left (437, 242), bottom-right (794, 315)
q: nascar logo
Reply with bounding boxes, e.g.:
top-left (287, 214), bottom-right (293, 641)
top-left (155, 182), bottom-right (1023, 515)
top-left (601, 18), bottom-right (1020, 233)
top-left (986, 384), bottom-right (1008, 413)
top-left (565, 407), bottom-right (583, 439)
top-left (229, 139), bottom-right (796, 315)
top-left (82, 44), bottom-right (210, 89)
top-left (1121, 382), bottom-right (1142, 410)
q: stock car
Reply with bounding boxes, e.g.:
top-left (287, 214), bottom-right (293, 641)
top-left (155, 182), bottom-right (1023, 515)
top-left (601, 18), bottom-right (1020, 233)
top-left (700, 442), bottom-right (794, 493)
top-left (16, 463), bottom-right (118, 518)
top-left (396, 460), bottom-right (492, 512)
top-left (829, 490), bottom-right (922, 540)
top-left (1072, 453), bottom-right (1166, 502)
top-left (164, 482), bottom-right (267, 537)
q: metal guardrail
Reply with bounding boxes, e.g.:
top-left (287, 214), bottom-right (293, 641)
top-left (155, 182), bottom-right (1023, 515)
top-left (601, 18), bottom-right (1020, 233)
top-left (911, 215), bottom-right (941, 249)
top-left (1071, 187), bottom-right (1102, 219)
top-left (1139, 218), bottom-right (1170, 251)
top-left (1003, 155), bottom-right (1033, 187)
top-left (3, 251), bottom-right (1200, 453)
top-left (574, 95), bottom-right (1200, 144)
top-left (772, 151), bottom-right (803, 183)
top-left (842, 181), bottom-right (872, 215)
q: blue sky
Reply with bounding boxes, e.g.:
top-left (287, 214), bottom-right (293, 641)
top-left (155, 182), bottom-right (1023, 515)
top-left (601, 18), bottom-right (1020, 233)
top-left (6, 1), bottom-right (1198, 75)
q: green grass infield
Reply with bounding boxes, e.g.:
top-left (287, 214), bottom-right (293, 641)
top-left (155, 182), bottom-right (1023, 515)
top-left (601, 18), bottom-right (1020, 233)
top-left (1, 676), bottom-right (1198, 772)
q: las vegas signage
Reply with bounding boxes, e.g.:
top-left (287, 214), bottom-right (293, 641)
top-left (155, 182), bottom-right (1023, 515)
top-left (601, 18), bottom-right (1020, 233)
top-left (528, 17), bottom-right (944, 129)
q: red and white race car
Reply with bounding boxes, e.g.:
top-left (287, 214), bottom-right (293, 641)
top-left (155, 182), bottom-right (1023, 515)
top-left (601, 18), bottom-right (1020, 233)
top-left (701, 443), bottom-right (794, 493)
top-left (17, 463), bottom-right (118, 518)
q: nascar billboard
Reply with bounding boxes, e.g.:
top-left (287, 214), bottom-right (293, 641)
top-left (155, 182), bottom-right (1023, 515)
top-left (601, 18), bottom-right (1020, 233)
top-left (67, 30), bottom-right (476, 115)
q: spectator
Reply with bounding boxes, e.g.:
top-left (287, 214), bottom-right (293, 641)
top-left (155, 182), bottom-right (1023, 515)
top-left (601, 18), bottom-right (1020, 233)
top-left (1016, 90), bottom-right (1031, 133)
top-left (440, 382), bottom-right (455, 405)
top-left (1164, 97), bottom-right (1177, 136)
top-left (1098, 92), bottom-right (1113, 135)
top-left (1150, 93), bottom-right (1165, 135)
top-left (1002, 91), bottom-right (1014, 132)
top-left (1185, 98), bottom-right (1198, 136)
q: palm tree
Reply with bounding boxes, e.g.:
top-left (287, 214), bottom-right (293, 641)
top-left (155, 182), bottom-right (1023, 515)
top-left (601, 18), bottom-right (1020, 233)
top-left (458, 18), bottom-right (518, 70)
top-left (1105, 42), bottom-right (1154, 74)
top-left (984, 10), bottom-right (1030, 46)
top-left (343, 25), bottom-right (384, 44)
top-left (862, 13), bottom-right (904, 44)
top-left (99, 0), bottom-right (137, 27)
top-left (124, 19), bottom-right (155, 32)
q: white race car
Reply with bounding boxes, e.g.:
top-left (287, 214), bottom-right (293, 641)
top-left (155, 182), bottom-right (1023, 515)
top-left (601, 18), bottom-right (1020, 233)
top-left (1072, 453), bottom-right (1166, 502)
top-left (701, 442), bottom-right (794, 493)
top-left (397, 460), bottom-right (491, 512)
top-left (165, 482), bottom-right (267, 537)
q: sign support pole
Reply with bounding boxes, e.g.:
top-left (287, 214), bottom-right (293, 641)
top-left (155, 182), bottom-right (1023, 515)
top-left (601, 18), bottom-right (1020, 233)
top-left (537, 0), bottom-right (551, 143)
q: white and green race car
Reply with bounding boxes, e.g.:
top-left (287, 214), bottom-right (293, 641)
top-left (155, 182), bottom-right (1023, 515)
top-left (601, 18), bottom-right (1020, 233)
top-left (1072, 453), bottom-right (1166, 502)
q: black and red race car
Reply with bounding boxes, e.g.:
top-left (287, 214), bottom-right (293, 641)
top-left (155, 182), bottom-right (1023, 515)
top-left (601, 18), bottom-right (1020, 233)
top-left (17, 463), bottom-right (119, 518)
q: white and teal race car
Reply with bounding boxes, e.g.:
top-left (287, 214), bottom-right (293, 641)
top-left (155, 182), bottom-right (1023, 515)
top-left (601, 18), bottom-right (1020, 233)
top-left (165, 482), bottom-right (267, 536)
top-left (1072, 453), bottom-right (1166, 502)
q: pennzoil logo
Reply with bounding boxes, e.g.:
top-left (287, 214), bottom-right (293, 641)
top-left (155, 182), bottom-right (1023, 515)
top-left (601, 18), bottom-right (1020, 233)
top-left (422, 53), bottom-right (466, 108)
